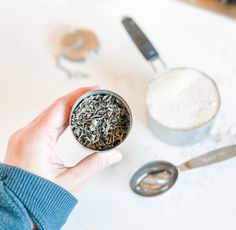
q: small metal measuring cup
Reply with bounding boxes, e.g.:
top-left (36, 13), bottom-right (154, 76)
top-left (122, 17), bottom-right (221, 145)
top-left (70, 89), bottom-right (132, 151)
top-left (130, 145), bottom-right (236, 196)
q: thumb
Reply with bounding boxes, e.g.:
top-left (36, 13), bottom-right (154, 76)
top-left (56, 150), bottom-right (122, 193)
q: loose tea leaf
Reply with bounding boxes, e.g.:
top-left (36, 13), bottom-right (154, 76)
top-left (70, 92), bottom-right (131, 151)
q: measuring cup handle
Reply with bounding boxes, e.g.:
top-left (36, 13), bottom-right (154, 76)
top-left (122, 17), bottom-right (166, 67)
top-left (178, 145), bottom-right (236, 171)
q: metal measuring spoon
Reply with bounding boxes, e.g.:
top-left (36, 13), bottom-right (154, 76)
top-left (130, 145), bottom-right (236, 196)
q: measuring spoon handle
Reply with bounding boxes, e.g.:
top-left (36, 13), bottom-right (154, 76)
top-left (178, 145), bottom-right (236, 171)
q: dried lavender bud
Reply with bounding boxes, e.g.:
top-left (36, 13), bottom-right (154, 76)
top-left (70, 91), bottom-right (132, 151)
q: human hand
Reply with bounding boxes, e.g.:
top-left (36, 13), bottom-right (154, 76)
top-left (4, 86), bottom-right (122, 194)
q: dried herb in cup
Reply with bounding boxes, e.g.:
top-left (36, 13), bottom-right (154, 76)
top-left (70, 90), bottom-right (132, 151)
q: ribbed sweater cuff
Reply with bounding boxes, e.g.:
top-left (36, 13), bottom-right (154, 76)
top-left (0, 163), bottom-right (77, 230)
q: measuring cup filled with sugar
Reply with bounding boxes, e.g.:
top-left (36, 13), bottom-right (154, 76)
top-left (122, 17), bottom-right (220, 145)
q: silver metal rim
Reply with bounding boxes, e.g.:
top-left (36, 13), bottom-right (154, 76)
top-left (69, 89), bottom-right (133, 151)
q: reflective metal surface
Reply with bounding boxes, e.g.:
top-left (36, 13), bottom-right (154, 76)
top-left (122, 17), bottom-right (221, 146)
top-left (70, 90), bottom-right (133, 151)
top-left (130, 161), bottom-right (178, 196)
top-left (130, 145), bottom-right (236, 197)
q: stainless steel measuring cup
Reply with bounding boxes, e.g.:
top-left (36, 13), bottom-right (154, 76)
top-left (70, 89), bottom-right (132, 151)
top-left (122, 17), bottom-right (221, 145)
top-left (130, 145), bottom-right (236, 196)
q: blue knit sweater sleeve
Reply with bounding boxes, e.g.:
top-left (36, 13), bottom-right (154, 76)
top-left (0, 163), bottom-right (78, 230)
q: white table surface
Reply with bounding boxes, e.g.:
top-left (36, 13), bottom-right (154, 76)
top-left (1, 0), bottom-right (236, 229)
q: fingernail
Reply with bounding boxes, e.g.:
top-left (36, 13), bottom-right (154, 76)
top-left (111, 150), bottom-right (123, 164)
top-left (105, 150), bottom-right (123, 164)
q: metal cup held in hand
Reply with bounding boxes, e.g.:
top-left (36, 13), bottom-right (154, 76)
top-left (70, 90), bottom-right (132, 151)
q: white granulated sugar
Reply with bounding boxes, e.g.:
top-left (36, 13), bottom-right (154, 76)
top-left (146, 69), bottom-right (220, 130)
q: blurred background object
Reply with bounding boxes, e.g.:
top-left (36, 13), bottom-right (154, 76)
top-left (180, 0), bottom-right (236, 19)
